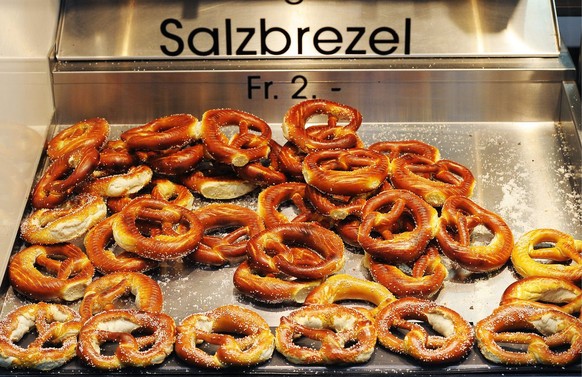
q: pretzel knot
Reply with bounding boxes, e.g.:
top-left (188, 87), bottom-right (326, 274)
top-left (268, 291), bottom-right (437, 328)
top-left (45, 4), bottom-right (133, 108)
top-left (282, 99), bottom-right (362, 152)
top-left (188, 203), bottom-right (265, 266)
top-left (77, 309), bottom-right (176, 370)
top-left (376, 297), bottom-right (474, 364)
top-left (391, 154), bottom-right (475, 207)
top-left (357, 189), bottom-right (438, 264)
top-left (247, 222), bottom-right (345, 280)
top-left (369, 139), bottom-right (440, 162)
top-left (275, 304), bottom-right (377, 365)
top-left (120, 113), bottom-right (199, 151)
top-left (9, 243), bottom-right (95, 302)
top-left (112, 197), bottom-right (203, 261)
top-left (198, 109), bottom-right (272, 167)
top-left (511, 228), bottom-right (582, 282)
top-left (0, 303), bottom-right (81, 370)
top-left (436, 195), bottom-right (513, 273)
top-left (175, 305), bottom-right (275, 369)
top-left (47, 117), bottom-right (110, 160)
top-left (79, 272), bottom-right (164, 322)
top-left (475, 301), bottom-right (582, 366)
top-left (302, 148), bottom-right (390, 196)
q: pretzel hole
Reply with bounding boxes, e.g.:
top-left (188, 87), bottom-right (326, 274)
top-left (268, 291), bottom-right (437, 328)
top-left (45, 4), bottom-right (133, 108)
top-left (99, 340), bottom-right (121, 356)
top-left (12, 327), bottom-right (38, 348)
top-left (470, 225), bottom-right (495, 245)
top-left (131, 327), bottom-right (156, 351)
top-left (293, 336), bottom-right (322, 350)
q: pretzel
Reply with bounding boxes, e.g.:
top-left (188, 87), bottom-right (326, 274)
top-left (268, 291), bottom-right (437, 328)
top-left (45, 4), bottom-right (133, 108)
top-left (511, 228), bottom-right (582, 282)
top-left (79, 272), bottom-right (163, 322)
top-left (391, 154), bottom-right (475, 207)
top-left (257, 182), bottom-right (329, 229)
top-left (8, 243), bottom-right (94, 302)
top-left (0, 303), bottom-right (81, 370)
top-left (20, 193), bottom-right (107, 244)
top-left (181, 162), bottom-right (257, 200)
top-left (32, 146), bottom-right (100, 208)
top-left (500, 277), bottom-right (581, 319)
top-left (275, 304), bottom-right (377, 365)
top-left (282, 99), bottom-right (362, 152)
top-left (136, 142), bottom-right (204, 176)
top-left (233, 261), bottom-right (320, 304)
top-left (80, 165), bottom-right (153, 198)
top-left (302, 148), bottom-right (390, 196)
top-left (334, 215), bottom-right (362, 247)
top-left (84, 214), bottom-right (159, 274)
top-left (304, 184), bottom-right (368, 221)
top-left (97, 140), bottom-right (137, 172)
top-left (278, 141), bottom-right (306, 180)
top-left (436, 195), bottom-right (513, 273)
top-left (304, 274), bottom-right (396, 318)
top-left (120, 113), bottom-right (199, 151)
top-left (198, 109), bottom-right (272, 167)
top-left (46, 117), bottom-right (109, 160)
top-left (247, 222), bottom-right (345, 280)
top-left (357, 189), bottom-right (438, 264)
top-left (187, 203), bottom-right (264, 266)
top-left (475, 301), bottom-right (582, 366)
top-left (77, 309), bottom-right (176, 370)
top-left (112, 197), bottom-right (203, 261)
top-left (376, 297), bottom-right (474, 364)
top-left (175, 305), bottom-right (275, 369)
top-left (369, 139), bottom-right (440, 162)
top-left (234, 139), bottom-right (287, 186)
top-left (150, 178), bottom-right (195, 209)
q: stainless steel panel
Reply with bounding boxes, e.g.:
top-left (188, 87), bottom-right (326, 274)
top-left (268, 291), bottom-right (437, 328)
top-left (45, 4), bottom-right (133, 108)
top-left (56, 0), bottom-right (560, 60)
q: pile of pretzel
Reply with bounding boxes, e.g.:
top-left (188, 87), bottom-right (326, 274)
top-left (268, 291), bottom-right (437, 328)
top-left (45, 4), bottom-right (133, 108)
top-left (0, 99), bottom-right (580, 371)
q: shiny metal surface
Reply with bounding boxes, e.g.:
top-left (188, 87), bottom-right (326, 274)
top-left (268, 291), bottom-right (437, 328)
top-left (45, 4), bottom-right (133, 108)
top-left (56, 0), bottom-right (560, 60)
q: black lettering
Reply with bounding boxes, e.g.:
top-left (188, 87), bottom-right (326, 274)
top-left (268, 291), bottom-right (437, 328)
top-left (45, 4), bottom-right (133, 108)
top-left (313, 27), bottom-right (342, 55)
top-left (297, 27), bottom-right (310, 55)
top-left (236, 28), bottom-right (257, 55)
top-left (247, 75), bottom-right (262, 99)
top-left (187, 27), bottom-right (219, 56)
top-left (369, 27), bottom-right (398, 55)
top-left (404, 18), bottom-right (411, 55)
top-left (225, 19), bottom-right (232, 55)
top-left (160, 18), bottom-right (184, 57)
top-left (345, 27), bottom-right (366, 55)
top-left (291, 75), bottom-right (308, 99)
top-left (260, 19), bottom-right (291, 55)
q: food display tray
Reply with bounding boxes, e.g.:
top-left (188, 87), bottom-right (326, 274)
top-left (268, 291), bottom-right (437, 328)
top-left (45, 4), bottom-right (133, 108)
top-left (0, 117), bottom-right (580, 376)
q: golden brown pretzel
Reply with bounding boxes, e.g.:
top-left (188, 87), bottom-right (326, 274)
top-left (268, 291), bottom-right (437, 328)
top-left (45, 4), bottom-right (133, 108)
top-left (511, 228), bottom-right (582, 282)
top-left (391, 154), bottom-right (475, 207)
top-left (364, 245), bottom-right (448, 298)
top-left (282, 99), bottom-right (362, 152)
top-left (304, 274), bottom-right (396, 318)
top-left (257, 182), bottom-right (329, 229)
top-left (277, 141), bottom-right (306, 180)
top-left (304, 184), bottom-right (368, 221)
top-left (112, 197), bottom-right (203, 261)
top-left (80, 165), bottom-right (153, 198)
top-left (436, 195), bottom-right (514, 273)
top-left (302, 148), bottom-right (390, 196)
top-left (20, 193), bottom-right (107, 244)
top-left (188, 203), bottom-right (265, 266)
top-left (120, 113), bottom-right (199, 151)
top-left (32, 146), bottom-right (100, 209)
top-left (357, 189), bottom-right (438, 264)
top-left (136, 142), bottom-right (204, 176)
top-left (475, 301), bottom-right (582, 366)
top-left (376, 297), bottom-right (474, 364)
top-left (84, 214), bottom-right (159, 274)
top-left (234, 139), bottom-right (287, 186)
top-left (0, 303), bottom-right (81, 370)
top-left (150, 178), bottom-right (195, 209)
top-left (500, 276), bottom-right (581, 319)
top-left (79, 272), bottom-right (163, 322)
top-left (97, 140), bottom-right (137, 172)
top-left (233, 261), bottom-right (321, 304)
top-left (247, 222), bottom-right (345, 280)
top-left (46, 117), bottom-right (109, 160)
top-left (181, 161), bottom-right (257, 200)
top-left (275, 304), bottom-right (376, 365)
top-left (8, 243), bottom-right (94, 302)
top-left (77, 309), bottom-right (176, 370)
top-left (198, 109), bottom-right (272, 167)
top-left (369, 139), bottom-right (440, 162)
top-left (175, 305), bottom-right (275, 369)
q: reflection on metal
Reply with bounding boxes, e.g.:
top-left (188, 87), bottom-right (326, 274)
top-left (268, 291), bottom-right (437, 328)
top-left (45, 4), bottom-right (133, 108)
top-left (56, 0), bottom-right (560, 60)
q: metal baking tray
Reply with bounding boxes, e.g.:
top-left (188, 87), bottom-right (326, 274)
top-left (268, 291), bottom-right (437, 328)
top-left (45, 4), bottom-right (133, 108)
top-left (0, 85), bottom-right (580, 376)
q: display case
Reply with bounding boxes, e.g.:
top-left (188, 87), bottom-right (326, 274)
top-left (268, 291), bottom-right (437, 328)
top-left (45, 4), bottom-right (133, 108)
top-left (0, 1), bottom-right (580, 376)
